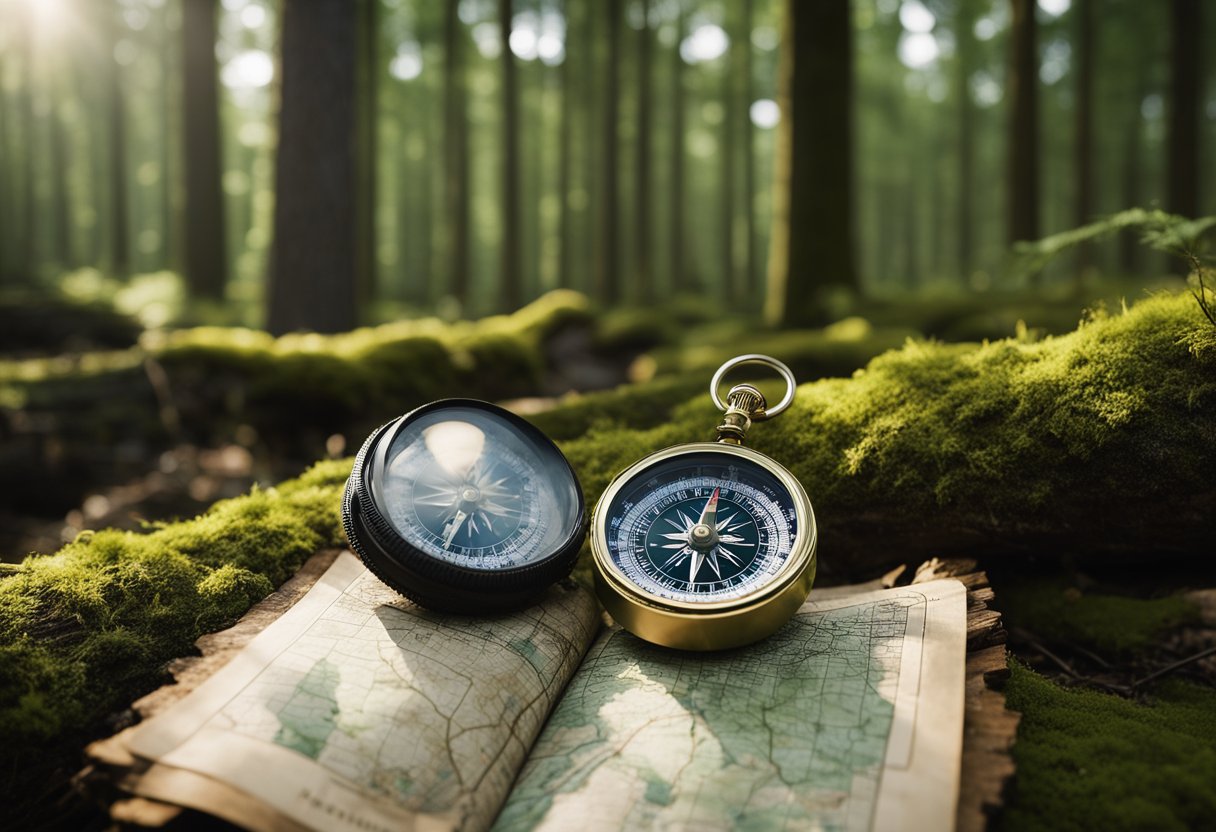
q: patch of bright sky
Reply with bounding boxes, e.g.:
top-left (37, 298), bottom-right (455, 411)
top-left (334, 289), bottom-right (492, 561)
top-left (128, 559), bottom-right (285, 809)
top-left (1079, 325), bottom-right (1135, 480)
top-left (239, 3), bottom-right (265, 29)
top-left (898, 32), bottom-right (939, 69)
top-left (473, 22), bottom-right (501, 59)
top-left (1039, 38), bottom-right (1071, 84)
top-left (508, 9), bottom-right (565, 65)
top-left (974, 1), bottom-right (1008, 42)
top-left (222, 50), bottom-right (274, 89)
top-left (681, 23), bottom-right (729, 64)
top-left (899, 0), bottom-right (935, 34)
top-left (389, 41), bottom-right (424, 81)
top-left (750, 99), bottom-right (779, 129)
top-left (1037, 0), bottom-right (1071, 17)
top-left (751, 25), bottom-right (779, 51)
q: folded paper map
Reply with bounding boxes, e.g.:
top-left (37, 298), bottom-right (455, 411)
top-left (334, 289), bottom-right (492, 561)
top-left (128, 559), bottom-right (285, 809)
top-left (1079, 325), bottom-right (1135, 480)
top-left (93, 552), bottom-right (967, 831)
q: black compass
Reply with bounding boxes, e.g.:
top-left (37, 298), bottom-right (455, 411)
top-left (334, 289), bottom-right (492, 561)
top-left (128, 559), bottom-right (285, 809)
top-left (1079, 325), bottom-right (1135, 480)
top-left (342, 399), bottom-right (586, 613)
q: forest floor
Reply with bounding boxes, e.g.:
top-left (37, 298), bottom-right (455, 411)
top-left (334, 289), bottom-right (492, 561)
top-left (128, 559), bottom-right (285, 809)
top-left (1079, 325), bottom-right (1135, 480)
top-left (2, 283), bottom-right (1213, 829)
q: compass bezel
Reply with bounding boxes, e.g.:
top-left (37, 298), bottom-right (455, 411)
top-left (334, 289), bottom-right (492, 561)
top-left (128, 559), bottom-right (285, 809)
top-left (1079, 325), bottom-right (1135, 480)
top-left (342, 398), bottom-right (587, 613)
top-left (591, 442), bottom-right (817, 616)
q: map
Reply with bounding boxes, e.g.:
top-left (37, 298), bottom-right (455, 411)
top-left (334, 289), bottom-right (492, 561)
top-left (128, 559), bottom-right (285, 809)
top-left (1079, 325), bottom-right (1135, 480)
top-left (494, 583), bottom-right (966, 832)
top-left (118, 555), bottom-right (965, 832)
top-left (124, 553), bottom-right (603, 832)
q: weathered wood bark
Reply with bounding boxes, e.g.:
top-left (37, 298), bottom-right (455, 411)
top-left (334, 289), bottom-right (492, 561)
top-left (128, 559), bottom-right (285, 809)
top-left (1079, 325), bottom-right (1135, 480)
top-left (182, 0), bottom-right (227, 299)
top-left (443, 0), bottom-right (471, 305)
top-left (596, 0), bottom-right (622, 304)
top-left (499, 0), bottom-right (522, 312)
top-left (1166, 0), bottom-right (1200, 219)
top-left (266, 0), bottom-right (359, 335)
top-left (1073, 0), bottom-right (1094, 277)
top-left (1006, 0), bottom-right (1039, 245)
top-left (764, 0), bottom-right (857, 328)
top-left (633, 1), bottom-right (653, 302)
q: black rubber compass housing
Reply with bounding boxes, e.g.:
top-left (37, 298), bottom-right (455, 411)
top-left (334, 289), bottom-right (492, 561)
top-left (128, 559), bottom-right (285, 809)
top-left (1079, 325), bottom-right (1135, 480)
top-left (342, 399), bottom-right (587, 614)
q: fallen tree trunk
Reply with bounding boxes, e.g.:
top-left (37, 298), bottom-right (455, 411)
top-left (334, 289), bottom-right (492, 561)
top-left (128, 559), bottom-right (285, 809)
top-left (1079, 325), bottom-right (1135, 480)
top-left (554, 292), bottom-right (1216, 577)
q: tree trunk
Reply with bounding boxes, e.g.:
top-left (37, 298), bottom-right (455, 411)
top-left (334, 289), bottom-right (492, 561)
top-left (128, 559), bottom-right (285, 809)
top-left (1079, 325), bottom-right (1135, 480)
top-left (49, 66), bottom-right (72, 269)
top-left (107, 6), bottom-right (129, 276)
top-left (721, 2), bottom-right (738, 301)
top-left (19, 6), bottom-right (38, 278)
top-left (1006, 0), bottom-right (1039, 245)
top-left (499, 0), bottom-right (522, 312)
top-left (669, 0), bottom-right (687, 293)
top-left (355, 0), bottom-right (378, 309)
top-left (443, 0), bottom-right (471, 306)
top-left (633, 1), bottom-right (652, 302)
top-left (1166, 0), bottom-right (1200, 219)
top-left (741, 0), bottom-right (757, 300)
top-left (955, 0), bottom-right (976, 278)
top-left (1073, 0), bottom-right (1094, 278)
top-left (557, 0), bottom-right (573, 288)
top-left (596, 0), bottom-right (622, 304)
top-left (182, 0), bottom-right (227, 299)
top-left (764, 0), bottom-right (857, 328)
top-left (266, 0), bottom-right (359, 334)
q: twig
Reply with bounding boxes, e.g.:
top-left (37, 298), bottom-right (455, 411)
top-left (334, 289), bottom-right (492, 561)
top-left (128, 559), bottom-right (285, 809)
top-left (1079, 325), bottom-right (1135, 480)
top-left (1187, 251), bottom-right (1216, 328)
top-left (1131, 644), bottom-right (1216, 690)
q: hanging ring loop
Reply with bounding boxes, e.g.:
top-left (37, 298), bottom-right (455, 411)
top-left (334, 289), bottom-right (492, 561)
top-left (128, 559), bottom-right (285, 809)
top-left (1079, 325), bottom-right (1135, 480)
top-left (710, 354), bottom-right (797, 421)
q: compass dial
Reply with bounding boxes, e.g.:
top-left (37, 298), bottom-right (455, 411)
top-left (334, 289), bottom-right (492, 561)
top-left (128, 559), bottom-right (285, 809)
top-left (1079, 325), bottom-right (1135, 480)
top-left (377, 415), bottom-right (559, 570)
top-left (343, 399), bottom-right (585, 613)
top-left (601, 450), bottom-right (800, 604)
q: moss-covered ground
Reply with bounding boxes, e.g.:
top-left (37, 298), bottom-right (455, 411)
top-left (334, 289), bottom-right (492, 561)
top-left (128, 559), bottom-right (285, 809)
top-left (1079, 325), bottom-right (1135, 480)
top-left (2, 289), bottom-right (1214, 825)
top-left (1001, 663), bottom-right (1216, 832)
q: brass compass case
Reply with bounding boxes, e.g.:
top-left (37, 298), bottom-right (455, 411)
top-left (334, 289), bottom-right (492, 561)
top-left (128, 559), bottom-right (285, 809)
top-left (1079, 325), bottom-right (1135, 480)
top-left (590, 356), bottom-right (819, 651)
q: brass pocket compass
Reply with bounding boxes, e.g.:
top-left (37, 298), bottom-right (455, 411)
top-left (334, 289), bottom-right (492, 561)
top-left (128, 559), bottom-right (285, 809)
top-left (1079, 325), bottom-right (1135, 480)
top-left (591, 355), bottom-right (818, 651)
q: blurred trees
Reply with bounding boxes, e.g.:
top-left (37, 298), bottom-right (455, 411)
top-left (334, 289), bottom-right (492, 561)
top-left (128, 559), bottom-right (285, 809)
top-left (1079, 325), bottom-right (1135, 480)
top-left (0, 0), bottom-right (1211, 329)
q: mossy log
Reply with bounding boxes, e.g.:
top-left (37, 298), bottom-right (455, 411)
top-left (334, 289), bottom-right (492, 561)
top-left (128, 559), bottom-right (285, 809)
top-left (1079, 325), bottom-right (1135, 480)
top-left (549, 292), bottom-right (1216, 577)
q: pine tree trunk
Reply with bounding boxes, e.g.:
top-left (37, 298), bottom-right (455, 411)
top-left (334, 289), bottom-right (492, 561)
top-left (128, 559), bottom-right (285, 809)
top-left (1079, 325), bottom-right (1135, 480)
top-left (443, 0), bottom-right (471, 306)
top-left (742, 0), bottom-right (757, 299)
top-left (49, 67), bottom-right (72, 269)
top-left (19, 6), bottom-right (38, 278)
top-left (1073, 0), bottom-right (1094, 278)
top-left (633, 1), bottom-right (652, 302)
top-left (669, 0), bottom-right (687, 293)
top-left (182, 0), bottom-right (226, 299)
top-left (764, 0), bottom-right (857, 328)
top-left (266, 0), bottom-right (359, 335)
top-left (557, 0), bottom-right (573, 288)
top-left (107, 6), bottom-right (129, 276)
top-left (1166, 0), bottom-right (1200, 219)
top-left (498, 0), bottom-right (522, 312)
top-left (355, 0), bottom-right (378, 309)
top-left (721, 2), bottom-right (738, 301)
top-left (1006, 0), bottom-right (1039, 245)
top-left (597, 0), bottom-right (622, 304)
top-left (955, 0), bottom-right (976, 278)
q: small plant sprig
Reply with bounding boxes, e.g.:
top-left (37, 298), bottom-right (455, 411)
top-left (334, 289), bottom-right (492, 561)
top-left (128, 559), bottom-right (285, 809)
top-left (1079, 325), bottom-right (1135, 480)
top-left (1186, 251), bottom-right (1216, 329)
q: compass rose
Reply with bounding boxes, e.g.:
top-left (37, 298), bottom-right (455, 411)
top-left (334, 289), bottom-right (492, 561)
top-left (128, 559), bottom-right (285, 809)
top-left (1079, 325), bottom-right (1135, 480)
top-left (655, 487), bottom-right (755, 583)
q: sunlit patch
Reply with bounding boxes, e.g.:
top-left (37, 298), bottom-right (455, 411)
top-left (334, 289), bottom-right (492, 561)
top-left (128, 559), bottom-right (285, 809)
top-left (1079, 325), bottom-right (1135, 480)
top-left (898, 0), bottom-right (935, 34)
top-left (389, 42), bottom-right (424, 81)
top-left (1037, 0), bottom-right (1072, 17)
top-left (221, 50), bottom-right (274, 90)
top-left (680, 23), bottom-right (728, 64)
top-left (898, 32), bottom-right (938, 69)
top-left (749, 99), bottom-right (779, 130)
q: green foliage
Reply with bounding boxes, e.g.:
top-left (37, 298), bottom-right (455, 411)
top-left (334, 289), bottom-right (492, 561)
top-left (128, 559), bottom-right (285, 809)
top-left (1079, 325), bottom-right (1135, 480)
top-left (1000, 578), bottom-right (1200, 656)
top-left (0, 291), bottom-right (141, 357)
top-left (1001, 663), bottom-right (1216, 832)
top-left (1010, 209), bottom-right (1216, 278)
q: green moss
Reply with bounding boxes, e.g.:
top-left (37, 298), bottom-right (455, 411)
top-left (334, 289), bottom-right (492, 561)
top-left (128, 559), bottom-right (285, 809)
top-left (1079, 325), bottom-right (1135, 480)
top-left (1001, 578), bottom-right (1200, 656)
top-left (1001, 662), bottom-right (1216, 832)
top-left (554, 292), bottom-right (1216, 572)
top-left (0, 459), bottom-right (351, 753)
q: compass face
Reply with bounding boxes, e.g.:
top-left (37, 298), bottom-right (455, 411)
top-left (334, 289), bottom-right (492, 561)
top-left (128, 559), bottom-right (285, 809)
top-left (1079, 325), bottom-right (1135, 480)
top-left (602, 450), bottom-right (800, 604)
top-left (369, 405), bottom-right (580, 571)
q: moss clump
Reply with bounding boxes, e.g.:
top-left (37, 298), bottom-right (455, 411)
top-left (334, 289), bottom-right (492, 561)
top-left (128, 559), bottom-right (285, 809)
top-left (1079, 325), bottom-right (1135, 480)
top-left (554, 292), bottom-right (1216, 574)
top-left (1001, 578), bottom-right (1200, 657)
top-left (1001, 662), bottom-right (1216, 831)
top-left (0, 460), bottom-right (350, 753)
top-left (640, 316), bottom-right (920, 384)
